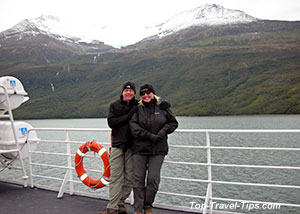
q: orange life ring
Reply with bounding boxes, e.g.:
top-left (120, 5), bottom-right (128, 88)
top-left (74, 141), bottom-right (110, 188)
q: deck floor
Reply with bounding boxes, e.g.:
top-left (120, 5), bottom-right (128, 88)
top-left (0, 181), bottom-right (196, 214)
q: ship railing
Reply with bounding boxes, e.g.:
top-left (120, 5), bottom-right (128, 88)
top-left (26, 128), bottom-right (300, 214)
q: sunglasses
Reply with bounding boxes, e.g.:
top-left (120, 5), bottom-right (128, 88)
top-left (140, 91), bottom-right (151, 96)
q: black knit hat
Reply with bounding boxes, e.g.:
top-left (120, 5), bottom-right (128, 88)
top-left (122, 81), bottom-right (136, 93)
top-left (140, 84), bottom-right (155, 95)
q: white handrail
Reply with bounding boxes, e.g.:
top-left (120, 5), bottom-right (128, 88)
top-left (25, 128), bottom-right (300, 213)
top-left (28, 127), bottom-right (300, 133)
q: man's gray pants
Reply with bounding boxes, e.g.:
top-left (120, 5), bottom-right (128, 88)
top-left (133, 154), bottom-right (165, 212)
top-left (107, 147), bottom-right (133, 210)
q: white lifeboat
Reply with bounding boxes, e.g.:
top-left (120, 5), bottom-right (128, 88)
top-left (0, 76), bottom-right (29, 111)
top-left (0, 121), bottom-right (38, 159)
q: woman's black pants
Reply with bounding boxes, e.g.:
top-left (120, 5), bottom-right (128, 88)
top-left (132, 154), bottom-right (165, 212)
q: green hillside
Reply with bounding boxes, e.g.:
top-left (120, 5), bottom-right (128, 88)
top-left (1, 21), bottom-right (300, 119)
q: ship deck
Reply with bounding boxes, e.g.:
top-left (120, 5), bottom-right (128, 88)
top-left (0, 181), bottom-right (196, 214)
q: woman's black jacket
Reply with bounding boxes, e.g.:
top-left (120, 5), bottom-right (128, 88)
top-left (107, 96), bottom-right (138, 150)
top-left (129, 99), bottom-right (178, 155)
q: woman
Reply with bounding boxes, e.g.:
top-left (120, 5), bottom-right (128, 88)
top-left (129, 84), bottom-right (178, 214)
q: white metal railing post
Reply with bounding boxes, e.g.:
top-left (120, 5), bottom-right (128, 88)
top-left (66, 131), bottom-right (74, 195)
top-left (129, 190), bottom-right (134, 205)
top-left (57, 131), bottom-right (73, 198)
top-left (203, 183), bottom-right (212, 214)
top-left (0, 85), bottom-right (28, 186)
top-left (206, 131), bottom-right (213, 214)
top-left (27, 130), bottom-right (34, 188)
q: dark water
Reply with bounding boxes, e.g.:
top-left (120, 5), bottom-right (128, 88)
top-left (160, 116), bottom-right (300, 213)
top-left (2, 115), bottom-right (300, 213)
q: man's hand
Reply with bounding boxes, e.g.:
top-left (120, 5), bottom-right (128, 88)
top-left (159, 100), bottom-right (171, 110)
top-left (128, 105), bottom-right (138, 119)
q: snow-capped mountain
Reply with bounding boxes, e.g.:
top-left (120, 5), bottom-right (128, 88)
top-left (0, 4), bottom-right (259, 51)
top-left (0, 15), bottom-right (117, 55)
top-left (3, 15), bottom-right (99, 44)
top-left (148, 4), bottom-right (258, 39)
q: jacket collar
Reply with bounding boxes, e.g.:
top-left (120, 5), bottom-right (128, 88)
top-left (142, 98), bottom-right (156, 107)
top-left (120, 95), bottom-right (136, 104)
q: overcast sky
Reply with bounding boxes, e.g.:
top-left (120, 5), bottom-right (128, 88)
top-left (1, 0), bottom-right (300, 47)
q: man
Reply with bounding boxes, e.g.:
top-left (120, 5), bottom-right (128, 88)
top-left (100, 81), bottom-right (138, 214)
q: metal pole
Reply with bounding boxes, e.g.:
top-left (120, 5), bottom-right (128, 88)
top-left (206, 131), bottom-right (213, 214)
top-left (0, 85), bottom-right (28, 186)
top-left (27, 130), bottom-right (34, 188)
top-left (66, 131), bottom-right (74, 195)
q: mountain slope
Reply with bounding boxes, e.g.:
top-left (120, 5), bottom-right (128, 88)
top-left (0, 6), bottom-right (299, 119)
top-left (7, 20), bottom-right (299, 119)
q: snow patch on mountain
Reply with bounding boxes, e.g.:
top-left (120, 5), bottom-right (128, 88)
top-left (150, 4), bottom-right (258, 38)
top-left (5, 15), bottom-right (96, 44)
